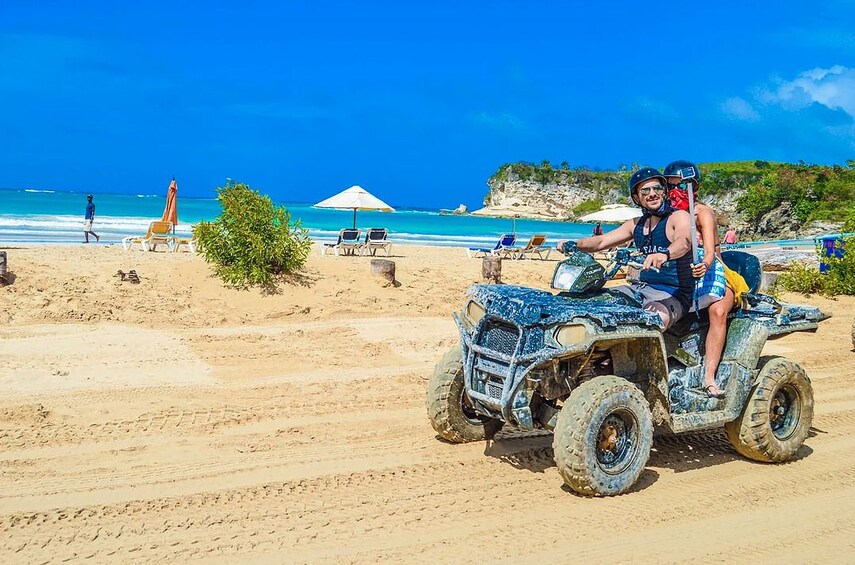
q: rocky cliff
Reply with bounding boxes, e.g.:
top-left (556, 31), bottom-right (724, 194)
top-left (474, 165), bottom-right (844, 241)
top-left (472, 169), bottom-right (625, 220)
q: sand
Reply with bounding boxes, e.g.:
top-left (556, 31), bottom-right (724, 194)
top-left (1, 243), bottom-right (854, 563)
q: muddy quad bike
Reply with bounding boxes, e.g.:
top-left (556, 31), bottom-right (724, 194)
top-left (426, 247), bottom-right (830, 496)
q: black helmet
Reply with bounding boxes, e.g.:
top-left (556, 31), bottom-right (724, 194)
top-left (663, 160), bottom-right (701, 183)
top-left (628, 167), bottom-right (666, 200)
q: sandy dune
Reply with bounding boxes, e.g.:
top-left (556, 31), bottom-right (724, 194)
top-left (1, 244), bottom-right (854, 563)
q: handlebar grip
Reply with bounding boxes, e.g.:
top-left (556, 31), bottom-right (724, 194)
top-left (560, 241), bottom-right (578, 255)
top-left (627, 261), bottom-right (659, 273)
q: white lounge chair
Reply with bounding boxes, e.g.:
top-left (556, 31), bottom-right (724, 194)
top-left (322, 228), bottom-right (362, 256)
top-left (360, 228), bottom-right (392, 256)
top-left (467, 234), bottom-right (516, 258)
top-left (171, 236), bottom-right (198, 253)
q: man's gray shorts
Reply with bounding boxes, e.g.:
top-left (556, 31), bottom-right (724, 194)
top-left (615, 283), bottom-right (686, 328)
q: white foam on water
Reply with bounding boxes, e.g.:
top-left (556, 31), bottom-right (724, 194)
top-left (0, 215), bottom-right (194, 235)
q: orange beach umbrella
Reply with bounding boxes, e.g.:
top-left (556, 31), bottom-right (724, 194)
top-left (161, 178), bottom-right (178, 233)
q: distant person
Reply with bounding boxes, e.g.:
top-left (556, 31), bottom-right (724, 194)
top-left (83, 194), bottom-right (100, 243)
top-left (724, 228), bottom-right (737, 245)
top-left (592, 222), bottom-right (604, 236)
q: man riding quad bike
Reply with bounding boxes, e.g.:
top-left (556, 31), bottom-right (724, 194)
top-left (426, 170), bottom-right (830, 496)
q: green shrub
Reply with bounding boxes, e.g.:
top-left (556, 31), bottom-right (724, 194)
top-left (842, 209), bottom-right (855, 233)
top-left (778, 262), bottom-right (827, 295)
top-left (573, 198), bottom-right (604, 216)
top-left (823, 237), bottom-right (855, 295)
top-left (193, 181), bottom-right (313, 288)
top-left (778, 236), bottom-right (855, 296)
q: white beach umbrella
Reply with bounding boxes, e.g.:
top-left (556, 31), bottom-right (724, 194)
top-left (579, 204), bottom-right (642, 223)
top-left (314, 185), bottom-right (395, 228)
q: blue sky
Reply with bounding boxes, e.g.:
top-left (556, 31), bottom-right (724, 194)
top-left (1, 1), bottom-right (854, 209)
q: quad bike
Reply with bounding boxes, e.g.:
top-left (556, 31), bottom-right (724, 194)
top-left (426, 247), bottom-right (830, 496)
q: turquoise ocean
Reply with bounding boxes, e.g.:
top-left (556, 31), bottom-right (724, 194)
top-left (0, 188), bottom-right (601, 248)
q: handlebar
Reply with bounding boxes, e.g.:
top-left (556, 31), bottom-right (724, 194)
top-left (559, 243), bottom-right (660, 273)
top-left (627, 260), bottom-right (659, 273)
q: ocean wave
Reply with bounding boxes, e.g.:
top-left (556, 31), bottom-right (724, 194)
top-left (389, 208), bottom-right (440, 216)
top-left (0, 215), bottom-right (194, 235)
top-left (23, 189), bottom-right (56, 193)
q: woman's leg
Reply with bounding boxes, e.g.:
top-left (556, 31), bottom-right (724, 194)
top-left (704, 287), bottom-right (735, 395)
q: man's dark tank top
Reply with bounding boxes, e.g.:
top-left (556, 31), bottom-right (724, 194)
top-left (633, 213), bottom-right (694, 309)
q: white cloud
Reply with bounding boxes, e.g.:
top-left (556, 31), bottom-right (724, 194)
top-left (721, 97), bottom-right (760, 121)
top-left (770, 65), bottom-right (855, 119)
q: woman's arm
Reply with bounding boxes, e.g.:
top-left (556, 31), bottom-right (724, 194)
top-left (691, 204), bottom-right (718, 278)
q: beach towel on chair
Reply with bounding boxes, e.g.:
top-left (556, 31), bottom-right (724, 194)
top-left (692, 248), bottom-right (726, 311)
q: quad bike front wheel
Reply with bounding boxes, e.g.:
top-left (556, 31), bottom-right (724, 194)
top-left (426, 344), bottom-right (499, 443)
top-left (725, 356), bottom-right (814, 463)
top-left (553, 376), bottom-right (653, 496)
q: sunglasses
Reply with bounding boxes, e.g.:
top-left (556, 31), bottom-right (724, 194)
top-left (637, 184), bottom-right (666, 195)
top-left (668, 181), bottom-right (689, 190)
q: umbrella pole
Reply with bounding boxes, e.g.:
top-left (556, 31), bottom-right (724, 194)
top-left (353, 209), bottom-right (357, 229)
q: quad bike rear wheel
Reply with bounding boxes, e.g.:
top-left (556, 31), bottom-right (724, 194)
top-left (725, 356), bottom-right (813, 462)
top-left (553, 376), bottom-right (653, 496)
top-left (426, 344), bottom-right (499, 443)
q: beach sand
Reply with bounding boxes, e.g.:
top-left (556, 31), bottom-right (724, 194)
top-left (1, 244), bottom-right (854, 563)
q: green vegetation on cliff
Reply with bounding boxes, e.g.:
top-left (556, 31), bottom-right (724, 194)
top-left (489, 160), bottom-right (629, 187)
top-left (572, 199), bottom-right (604, 216)
top-left (735, 162), bottom-right (855, 223)
top-left (488, 161), bottom-right (630, 206)
top-left (489, 160), bottom-right (855, 224)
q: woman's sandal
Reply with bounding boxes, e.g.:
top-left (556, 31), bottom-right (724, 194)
top-left (126, 269), bottom-right (141, 284)
top-left (703, 384), bottom-right (726, 399)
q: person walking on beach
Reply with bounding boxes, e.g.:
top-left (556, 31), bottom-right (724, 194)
top-left (592, 222), bottom-right (604, 236)
top-left (83, 194), bottom-right (100, 243)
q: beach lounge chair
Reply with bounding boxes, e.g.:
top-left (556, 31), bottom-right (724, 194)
top-left (141, 221), bottom-right (176, 252)
top-left (171, 236), bottom-right (198, 253)
top-left (360, 228), bottom-right (392, 256)
top-left (322, 228), bottom-right (362, 256)
top-left (466, 234), bottom-right (516, 258)
top-left (122, 221), bottom-right (174, 251)
top-left (506, 234), bottom-right (551, 260)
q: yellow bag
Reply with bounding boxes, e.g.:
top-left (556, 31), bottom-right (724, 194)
top-left (722, 262), bottom-right (750, 306)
